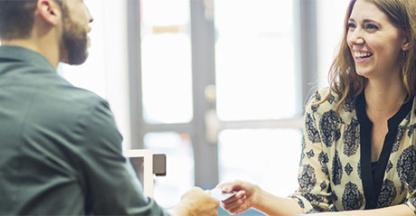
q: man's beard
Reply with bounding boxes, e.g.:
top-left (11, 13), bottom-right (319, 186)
top-left (61, 17), bottom-right (89, 65)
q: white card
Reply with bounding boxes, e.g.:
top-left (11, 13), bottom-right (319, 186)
top-left (210, 188), bottom-right (236, 201)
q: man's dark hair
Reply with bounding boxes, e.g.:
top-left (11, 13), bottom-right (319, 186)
top-left (0, 0), bottom-right (64, 40)
top-left (0, 0), bottom-right (38, 39)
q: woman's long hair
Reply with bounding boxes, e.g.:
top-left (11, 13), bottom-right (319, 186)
top-left (324, 0), bottom-right (416, 112)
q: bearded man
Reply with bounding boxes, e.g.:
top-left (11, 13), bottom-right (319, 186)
top-left (0, 0), bottom-right (219, 215)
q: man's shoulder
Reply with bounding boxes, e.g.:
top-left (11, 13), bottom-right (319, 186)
top-left (29, 81), bottom-right (111, 130)
top-left (56, 86), bottom-right (110, 120)
top-left (59, 84), bottom-right (107, 109)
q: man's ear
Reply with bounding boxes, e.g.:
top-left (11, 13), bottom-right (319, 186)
top-left (35, 0), bottom-right (62, 26)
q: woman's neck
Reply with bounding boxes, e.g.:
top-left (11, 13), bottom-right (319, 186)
top-left (364, 77), bottom-right (406, 117)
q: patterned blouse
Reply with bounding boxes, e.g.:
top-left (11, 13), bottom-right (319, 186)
top-left (291, 88), bottom-right (416, 213)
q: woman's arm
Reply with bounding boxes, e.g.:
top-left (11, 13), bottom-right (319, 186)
top-left (220, 181), bottom-right (303, 216)
top-left (254, 188), bottom-right (303, 216)
top-left (221, 180), bottom-right (414, 216)
top-left (221, 90), bottom-right (335, 215)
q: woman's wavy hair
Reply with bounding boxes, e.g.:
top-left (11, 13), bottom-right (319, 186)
top-left (324, 0), bottom-right (416, 111)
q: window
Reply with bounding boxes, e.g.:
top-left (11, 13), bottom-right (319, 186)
top-left (215, 0), bottom-right (297, 120)
top-left (141, 0), bottom-right (193, 124)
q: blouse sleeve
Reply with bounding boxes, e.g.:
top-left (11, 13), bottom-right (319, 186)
top-left (405, 195), bottom-right (416, 214)
top-left (290, 91), bottom-right (336, 213)
top-left (403, 148), bottom-right (416, 214)
top-left (397, 122), bottom-right (416, 213)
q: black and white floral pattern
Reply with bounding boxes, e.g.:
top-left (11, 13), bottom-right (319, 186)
top-left (342, 182), bottom-right (363, 210)
top-left (290, 195), bottom-right (306, 209)
top-left (327, 93), bottom-right (335, 104)
top-left (329, 190), bottom-right (338, 202)
top-left (304, 193), bottom-right (325, 209)
top-left (299, 164), bottom-right (317, 192)
top-left (397, 146), bottom-right (416, 189)
top-left (320, 110), bottom-right (341, 147)
top-left (307, 149), bottom-right (315, 158)
top-left (297, 197), bottom-right (305, 209)
top-left (311, 104), bottom-right (319, 113)
top-left (319, 151), bottom-right (329, 164)
top-left (306, 113), bottom-right (321, 143)
top-left (344, 163), bottom-right (353, 176)
top-left (304, 193), bottom-right (325, 203)
top-left (294, 89), bottom-right (416, 212)
top-left (310, 91), bottom-right (321, 112)
top-left (319, 151), bottom-right (329, 175)
top-left (407, 124), bottom-right (416, 137)
top-left (314, 91), bottom-right (322, 101)
top-left (343, 119), bottom-right (360, 157)
top-left (332, 151), bottom-right (343, 185)
top-left (386, 161), bottom-right (393, 173)
top-left (343, 95), bottom-right (355, 113)
top-left (377, 179), bottom-right (397, 208)
top-left (392, 126), bottom-right (405, 153)
top-left (320, 181), bottom-right (327, 191)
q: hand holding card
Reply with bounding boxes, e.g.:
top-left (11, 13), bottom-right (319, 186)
top-left (210, 187), bottom-right (236, 202)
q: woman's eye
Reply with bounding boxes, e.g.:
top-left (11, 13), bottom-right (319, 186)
top-left (365, 23), bottom-right (379, 31)
top-left (347, 22), bottom-right (356, 30)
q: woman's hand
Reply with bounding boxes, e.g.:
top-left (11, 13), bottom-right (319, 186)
top-left (217, 180), bottom-right (262, 214)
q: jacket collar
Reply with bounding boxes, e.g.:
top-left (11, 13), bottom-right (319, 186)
top-left (0, 45), bottom-right (56, 73)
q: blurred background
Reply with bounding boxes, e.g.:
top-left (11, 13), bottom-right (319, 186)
top-left (58, 0), bottom-right (350, 215)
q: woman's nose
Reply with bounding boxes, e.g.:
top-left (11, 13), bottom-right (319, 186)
top-left (352, 37), bottom-right (365, 45)
top-left (348, 29), bottom-right (365, 45)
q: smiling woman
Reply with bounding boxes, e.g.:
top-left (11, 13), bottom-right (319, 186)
top-left (218, 0), bottom-right (416, 215)
top-left (328, 0), bottom-right (416, 111)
